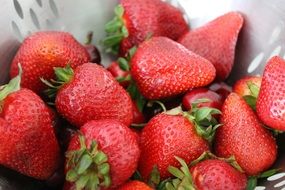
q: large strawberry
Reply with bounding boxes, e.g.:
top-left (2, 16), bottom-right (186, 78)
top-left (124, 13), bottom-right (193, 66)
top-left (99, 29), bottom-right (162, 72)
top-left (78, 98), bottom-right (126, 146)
top-left (178, 12), bottom-right (244, 80)
top-left (256, 56), bottom-right (285, 130)
top-left (131, 37), bottom-right (216, 100)
top-left (214, 93), bottom-right (277, 176)
top-left (138, 113), bottom-right (209, 180)
top-left (65, 119), bottom-right (140, 189)
top-left (45, 63), bottom-right (133, 127)
top-left (118, 181), bottom-right (153, 190)
top-left (103, 0), bottom-right (188, 55)
top-left (0, 66), bottom-right (60, 179)
top-left (10, 31), bottom-right (90, 94)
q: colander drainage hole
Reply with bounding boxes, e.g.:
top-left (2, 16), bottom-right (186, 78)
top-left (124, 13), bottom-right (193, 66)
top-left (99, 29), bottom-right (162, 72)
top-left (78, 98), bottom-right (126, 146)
top-left (30, 8), bottom-right (41, 29)
top-left (49, 0), bottom-right (59, 18)
top-left (13, 0), bottom-right (24, 19)
top-left (36, 0), bottom-right (43, 7)
top-left (11, 21), bottom-right (23, 41)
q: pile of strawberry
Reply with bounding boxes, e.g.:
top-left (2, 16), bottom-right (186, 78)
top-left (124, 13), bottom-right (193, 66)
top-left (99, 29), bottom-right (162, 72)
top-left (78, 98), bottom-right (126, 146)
top-left (0, 0), bottom-right (284, 189)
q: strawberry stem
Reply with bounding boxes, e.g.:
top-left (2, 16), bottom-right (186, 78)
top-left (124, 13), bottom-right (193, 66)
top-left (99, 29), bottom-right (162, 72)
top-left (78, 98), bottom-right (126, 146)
top-left (0, 63), bottom-right (22, 102)
top-left (65, 135), bottom-right (111, 190)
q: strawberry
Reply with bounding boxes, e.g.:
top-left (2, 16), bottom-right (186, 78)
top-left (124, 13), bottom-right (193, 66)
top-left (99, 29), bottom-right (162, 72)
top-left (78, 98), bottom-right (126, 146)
top-left (138, 113), bottom-right (209, 180)
top-left (44, 63), bottom-right (133, 127)
top-left (10, 31), bottom-right (90, 94)
top-left (118, 181), bottom-right (153, 190)
top-left (209, 82), bottom-right (232, 101)
top-left (65, 119), bottom-right (140, 189)
top-left (103, 0), bottom-right (189, 55)
top-left (178, 12), bottom-right (244, 81)
top-left (0, 66), bottom-right (60, 180)
top-left (214, 93), bottom-right (277, 175)
top-left (256, 56), bottom-right (285, 130)
top-left (107, 61), bottom-right (130, 88)
top-left (132, 101), bottom-right (146, 124)
top-left (182, 88), bottom-right (223, 111)
top-left (131, 37), bottom-right (216, 100)
top-left (190, 159), bottom-right (247, 190)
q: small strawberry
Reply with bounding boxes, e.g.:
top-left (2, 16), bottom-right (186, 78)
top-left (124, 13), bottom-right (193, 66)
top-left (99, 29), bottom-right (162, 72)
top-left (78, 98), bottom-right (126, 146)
top-left (107, 61), bottom-right (130, 88)
top-left (0, 65), bottom-right (60, 180)
top-left (214, 93), bottom-right (277, 176)
top-left (233, 76), bottom-right (261, 110)
top-left (209, 82), bottom-right (232, 101)
top-left (256, 56), bottom-right (285, 130)
top-left (118, 180), bottom-right (153, 190)
top-left (10, 31), bottom-right (90, 94)
top-left (43, 63), bottom-right (133, 127)
top-left (178, 12), bottom-right (244, 81)
top-left (65, 119), bottom-right (140, 189)
top-left (131, 37), bottom-right (216, 100)
top-left (103, 0), bottom-right (188, 55)
top-left (132, 101), bottom-right (146, 124)
top-left (84, 32), bottom-right (101, 64)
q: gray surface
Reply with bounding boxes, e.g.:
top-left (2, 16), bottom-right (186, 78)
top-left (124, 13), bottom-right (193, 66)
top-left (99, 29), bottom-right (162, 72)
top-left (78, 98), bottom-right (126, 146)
top-left (0, 0), bottom-right (284, 189)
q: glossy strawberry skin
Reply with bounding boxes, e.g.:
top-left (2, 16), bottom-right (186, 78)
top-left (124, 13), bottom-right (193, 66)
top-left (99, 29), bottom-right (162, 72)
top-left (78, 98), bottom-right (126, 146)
top-left (0, 89), bottom-right (60, 180)
top-left (67, 120), bottom-right (140, 189)
top-left (182, 88), bottom-right (223, 111)
top-left (107, 61), bottom-right (130, 88)
top-left (119, 0), bottom-right (188, 55)
top-left (117, 180), bottom-right (153, 190)
top-left (179, 12), bottom-right (243, 81)
top-left (55, 63), bottom-right (133, 127)
top-left (131, 37), bottom-right (216, 100)
top-left (233, 76), bottom-right (261, 97)
top-left (190, 159), bottom-right (247, 190)
top-left (10, 31), bottom-right (90, 94)
top-left (132, 101), bottom-right (145, 124)
top-left (139, 113), bottom-right (209, 180)
top-left (214, 93), bottom-right (277, 175)
top-left (256, 56), bottom-right (285, 130)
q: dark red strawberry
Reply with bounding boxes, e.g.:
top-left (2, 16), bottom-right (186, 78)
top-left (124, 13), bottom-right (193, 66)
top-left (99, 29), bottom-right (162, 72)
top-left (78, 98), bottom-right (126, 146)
top-left (118, 181), bottom-right (153, 190)
top-left (0, 67), bottom-right (60, 180)
top-left (178, 12), bottom-right (244, 81)
top-left (85, 44), bottom-right (101, 64)
top-left (233, 76), bottom-right (261, 97)
top-left (132, 101), bottom-right (145, 124)
top-left (65, 119), bottom-right (140, 189)
top-left (131, 37), bottom-right (216, 100)
top-left (138, 113), bottom-right (209, 180)
top-left (256, 56), bottom-right (285, 130)
top-left (10, 31), bottom-right (90, 94)
top-left (214, 93), bottom-right (277, 175)
top-left (103, 0), bottom-right (189, 55)
top-left (107, 61), bottom-right (130, 88)
top-left (182, 88), bottom-right (223, 111)
top-left (45, 63), bottom-right (133, 127)
top-left (209, 82), bottom-right (232, 101)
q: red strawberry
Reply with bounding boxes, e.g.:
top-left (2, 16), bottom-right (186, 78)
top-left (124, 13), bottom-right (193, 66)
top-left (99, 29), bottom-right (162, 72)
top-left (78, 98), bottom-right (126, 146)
top-left (209, 82), bottom-right (232, 101)
top-left (85, 44), bottom-right (101, 64)
top-left (118, 181), bottom-right (153, 190)
top-left (10, 31), bottom-right (90, 94)
top-left (0, 68), bottom-right (60, 179)
top-left (214, 93), bottom-right (277, 175)
top-left (190, 159), bottom-right (247, 190)
top-left (65, 119), bottom-right (140, 189)
top-left (48, 63), bottom-right (133, 127)
top-left (182, 88), bottom-right (223, 111)
top-left (103, 0), bottom-right (188, 55)
top-left (107, 61), bottom-right (130, 88)
top-left (131, 37), bottom-right (216, 99)
top-left (178, 12), bottom-right (244, 80)
top-left (233, 76), bottom-right (261, 97)
top-left (132, 101), bottom-right (146, 124)
top-left (139, 113), bottom-right (209, 180)
top-left (256, 56), bottom-right (285, 130)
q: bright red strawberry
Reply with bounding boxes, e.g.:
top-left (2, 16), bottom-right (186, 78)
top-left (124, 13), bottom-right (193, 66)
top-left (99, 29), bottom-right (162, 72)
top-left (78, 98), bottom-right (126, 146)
top-left (104, 0), bottom-right (189, 55)
top-left (178, 12), bottom-right (244, 81)
top-left (190, 159), bottom-right (247, 190)
top-left (65, 119), bottom-right (140, 189)
top-left (131, 37), bottom-right (216, 99)
top-left (49, 63), bottom-right (133, 127)
top-left (139, 113), bottom-right (209, 180)
top-left (10, 31), bottom-right (90, 94)
top-left (182, 88), bottom-right (223, 111)
top-left (256, 56), bottom-right (285, 130)
top-left (0, 68), bottom-right (60, 180)
top-left (118, 181), bottom-right (153, 190)
top-left (107, 61), bottom-right (130, 88)
top-left (214, 93), bottom-right (277, 175)
top-left (233, 76), bottom-right (261, 97)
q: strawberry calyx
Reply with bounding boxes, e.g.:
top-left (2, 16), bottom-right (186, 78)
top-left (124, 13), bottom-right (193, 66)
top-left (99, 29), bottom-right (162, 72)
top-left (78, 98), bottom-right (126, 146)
top-left (41, 64), bottom-right (74, 98)
top-left (243, 81), bottom-right (260, 110)
top-left (65, 135), bottom-right (111, 190)
top-left (103, 4), bottom-right (128, 55)
top-left (0, 63), bottom-right (22, 103)
top-left (166, 99), bottom-right (222, 143)
top-left (246, 168), bottom-right (280, 190)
